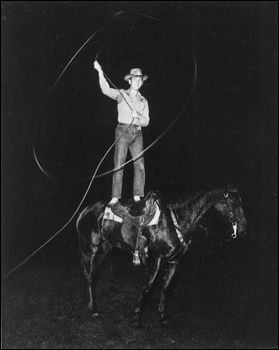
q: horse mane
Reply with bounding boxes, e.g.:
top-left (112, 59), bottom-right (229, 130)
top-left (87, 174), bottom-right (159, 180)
top-left (167, 188), bottom-right (226, 235)
top-left (168, 187), bottom-right (224, 211)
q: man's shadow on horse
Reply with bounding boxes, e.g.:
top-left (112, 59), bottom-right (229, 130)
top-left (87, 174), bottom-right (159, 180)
top-left (77, 186), bottom-right (247, 327)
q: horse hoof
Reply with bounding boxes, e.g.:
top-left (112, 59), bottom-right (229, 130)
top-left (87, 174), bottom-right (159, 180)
top-left (90, 311), bottom-right (101, 319)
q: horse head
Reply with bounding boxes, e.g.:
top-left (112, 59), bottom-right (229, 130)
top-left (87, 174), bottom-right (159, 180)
top-left (213, 188), bottom-right (247, 239)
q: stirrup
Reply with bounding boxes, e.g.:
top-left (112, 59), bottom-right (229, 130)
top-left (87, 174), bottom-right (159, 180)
top-left (133, 251), bottom-right (141, 266)
top-left (144, 246), bottom-right (148, 258)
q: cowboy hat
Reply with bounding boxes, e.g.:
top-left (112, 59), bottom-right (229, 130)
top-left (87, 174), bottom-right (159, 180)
top-left (124, 68), bottom-right (148, 81)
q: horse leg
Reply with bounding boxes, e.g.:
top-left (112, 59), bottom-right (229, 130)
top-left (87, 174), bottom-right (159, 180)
top-left (131, 256), bottom-right (162, 327)
top-left (81, 244), bottom-right (99, 315)
top-left (158, 262), bottom-right (178, 325)
top-left (81, 240), bottom-right (111, 317)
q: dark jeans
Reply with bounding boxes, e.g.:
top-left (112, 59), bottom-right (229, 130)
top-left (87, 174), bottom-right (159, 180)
top-left (112, 124), bottom-right (145, 198)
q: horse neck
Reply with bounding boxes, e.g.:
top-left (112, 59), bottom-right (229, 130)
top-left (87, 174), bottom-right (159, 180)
top-left (172, 190), bottom-right (222, 234)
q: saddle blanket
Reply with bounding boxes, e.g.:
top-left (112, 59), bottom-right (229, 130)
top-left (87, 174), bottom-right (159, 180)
top-left (103, 202), bottom-right (161, 226)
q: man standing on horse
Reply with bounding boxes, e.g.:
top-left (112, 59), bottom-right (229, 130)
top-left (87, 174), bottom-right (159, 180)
top-left (93, 61), bottom-right (150, 206)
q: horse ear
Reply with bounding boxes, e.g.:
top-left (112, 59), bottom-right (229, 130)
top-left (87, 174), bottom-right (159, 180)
top-left (227, 183), bottom-right (236, 192)
top-left (227, 181), bottom-right (245, 194)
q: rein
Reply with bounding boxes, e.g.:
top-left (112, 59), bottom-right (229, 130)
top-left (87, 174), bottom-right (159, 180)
top-left (168, 206), bottom-right (189, 249)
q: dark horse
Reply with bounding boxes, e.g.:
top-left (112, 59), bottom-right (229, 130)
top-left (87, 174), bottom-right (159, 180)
top-left (76, 187), bottom-right (247, 327)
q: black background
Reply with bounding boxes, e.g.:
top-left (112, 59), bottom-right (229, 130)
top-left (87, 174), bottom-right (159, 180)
top-left (1, 0), bottom-right (277, 294)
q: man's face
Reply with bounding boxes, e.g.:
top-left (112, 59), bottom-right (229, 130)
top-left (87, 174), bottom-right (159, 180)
top-left (129, 76), bottom-right (143, 90)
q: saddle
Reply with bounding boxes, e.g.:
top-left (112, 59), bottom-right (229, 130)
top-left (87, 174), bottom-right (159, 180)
top-left (109, 190), bottom-right (160, 265)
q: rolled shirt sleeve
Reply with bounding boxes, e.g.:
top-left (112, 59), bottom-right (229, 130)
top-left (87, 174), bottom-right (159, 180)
top-left (137, 100), bottom-right (149, 127)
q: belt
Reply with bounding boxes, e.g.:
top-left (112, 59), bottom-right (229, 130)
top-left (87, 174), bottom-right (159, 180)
top-left (118, 123), bottom-right (141, 130)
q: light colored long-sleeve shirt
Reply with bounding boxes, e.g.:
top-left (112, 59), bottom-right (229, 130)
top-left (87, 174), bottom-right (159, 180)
top-left (98, 72), bottom-right (150, 127)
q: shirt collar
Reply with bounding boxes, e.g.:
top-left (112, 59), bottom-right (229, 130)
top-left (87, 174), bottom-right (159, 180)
top-left (126, 89), bottom-right (142, 99)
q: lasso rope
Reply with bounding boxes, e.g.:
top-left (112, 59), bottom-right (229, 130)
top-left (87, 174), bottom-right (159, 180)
top-left (4, 13), bottom-right (196, 278)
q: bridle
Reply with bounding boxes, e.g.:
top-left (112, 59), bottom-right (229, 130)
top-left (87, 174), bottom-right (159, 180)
top-left (169, 190), bottom-right (240, 252)
top-left (224, 192), bottom-right (238, 239)
top-left (197, 191), bottom-right (240, 240)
